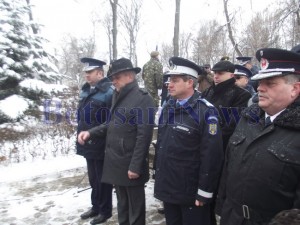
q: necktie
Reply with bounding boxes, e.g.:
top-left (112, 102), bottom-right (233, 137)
top-left (265, 116), bottom-right (272, 127)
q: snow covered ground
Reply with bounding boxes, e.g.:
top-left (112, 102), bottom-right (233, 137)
top-left (0, 154), bottom-right (165, 225)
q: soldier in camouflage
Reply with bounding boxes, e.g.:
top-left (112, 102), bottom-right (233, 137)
top-left (142, 51), bottom-right (163, 107)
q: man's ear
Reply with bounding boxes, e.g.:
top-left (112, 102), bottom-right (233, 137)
top-left (292, 82), bottom-right (300, 98)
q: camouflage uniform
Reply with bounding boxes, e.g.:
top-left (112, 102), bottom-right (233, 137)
top-left (142, 58), bottom-right (163, 107)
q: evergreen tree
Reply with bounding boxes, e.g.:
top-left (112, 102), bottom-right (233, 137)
top-left (0, 0), bottom-right (63, 123)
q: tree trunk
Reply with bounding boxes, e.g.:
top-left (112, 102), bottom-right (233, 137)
top-left (110, 0), bottom-right (118, 60)
top-left (173, 0), bottom-right (181, 56)
top-left (26, 0), bottom-right (38, 34)
top-left (223, 0), bottom-right (242, 56)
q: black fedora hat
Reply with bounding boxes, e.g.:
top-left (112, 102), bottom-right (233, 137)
top-left (107, 58), bottom-right (141, 78)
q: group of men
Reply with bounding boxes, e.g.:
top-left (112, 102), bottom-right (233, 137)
top-left (75, 46), bottom-right (300, 225)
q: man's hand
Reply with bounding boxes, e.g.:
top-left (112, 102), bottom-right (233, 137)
top-left (77, 131), bottom-right (91, 145)
top-left (128, 170), bottom-right (140, 179)
top-left (195, 200), bottom-right (204, 207)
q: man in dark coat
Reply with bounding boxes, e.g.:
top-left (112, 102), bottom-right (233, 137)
top-left (76, 57), bottom-right (113, 224)
top-left (78, 58), bottom-right (155, 225)
top-left (201, 60), bottom-right (252, 152)
top-left (154, 57), bottom-right (224, 225)
top-left (217, 47), bottom-right (300, 225)
top-left (201, 60), bottom-right (252, 225)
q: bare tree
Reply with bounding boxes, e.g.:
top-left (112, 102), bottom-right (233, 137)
top-left (173, 0), bottom-right (181, 56)
top-left (59, 35), bottom-right (96, 88)
top-left (223, 0), bottom-right (242, 56)
top-left (240, 10), bottom-right (281, 59)
top-left (160, 42), bottom-right (173, 67)
top-left (103, 13), bottom-right (113, 61)
top-left (119, 0), bottom-right (143, 66)
top-left (192, 20), bottom-right (229, 66)
top-left (110, 0), bottom-right (118, 60)
top-left (272, 0), bottom-right (300, 47)
top-left (179, 32), bottom-right (192, 59)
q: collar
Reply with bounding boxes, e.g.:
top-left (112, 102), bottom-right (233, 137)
top-left (265, 109), bottom-right (286, 122)
top-left (176, 96), bottom-right (192, 106)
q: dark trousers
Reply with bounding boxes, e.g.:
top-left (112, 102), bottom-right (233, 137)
top-left (86, 159), bottom-right (113, 217)
top-left (164, 201), bottom-right (210, 225)
top-left (114, 185), bottom-right (145, 225)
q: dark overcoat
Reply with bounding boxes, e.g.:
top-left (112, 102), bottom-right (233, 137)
top-left (201, 78), bottom-right (251, 151)
top-left (89, 80), bottom-right (155, 186)
top-left (76, 77), bottom-right (113, 159)
top-left (217, 97), bottom-right (300, 225)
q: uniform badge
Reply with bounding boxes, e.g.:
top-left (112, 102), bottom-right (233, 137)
top-left (209, 123), bottom-right (217, 135)
top-left (260, 58), bottom-right (269, 70)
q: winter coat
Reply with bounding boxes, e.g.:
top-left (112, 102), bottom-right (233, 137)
top-left (154, 91), bottom-right (224, 205)
top-left (76, 77), bottom-right (113, 159)
top-left (217, 97), bottom-right (300, 225)
top-left (201, 78), bottom-right (252, 151)
top-left (89, 80), bottom-right (155, 186)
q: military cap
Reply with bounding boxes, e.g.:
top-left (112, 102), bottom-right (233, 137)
top-left (212, 60), bottom-right (235, 73)
top-left (252, 47), bottom-right (300, 80)
top-left (150, 51), bottom-right (159, 57)
top-left (166, 57), bottom-right (202, 78)
top-left (80, 57), bottom-right (106, 72)
top-left (234, 64), bottom-right (252, 78)
top-left (220, 56), bottom-right (230, 61)
top-left (236, 56), bottom-right (252, 66)
top-left (107, 57), bottom-right (141, 78)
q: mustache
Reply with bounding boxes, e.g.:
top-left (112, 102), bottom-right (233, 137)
top-left (258, 92), bottom-right (267, 98)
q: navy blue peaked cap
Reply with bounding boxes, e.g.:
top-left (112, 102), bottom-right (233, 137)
top-left (236, 56), bottom-right (252, 65)
top-left (81, 57), bottom-right (106, 72)
top-left (252, 48), bottom-right (300, 80)
top-left (107, 58), bottom-right (141, 78)
top-left (166, 57), bottom-right (203, 78)
top-left (234, 64), bottom-right (252, 78)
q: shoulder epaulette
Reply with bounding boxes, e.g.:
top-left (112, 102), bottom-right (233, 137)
top-left (198, 98), bottom-right (215, 108)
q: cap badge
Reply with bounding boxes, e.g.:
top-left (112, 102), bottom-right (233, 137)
top-left (170, 63), bottom-right (177, 71)
top-left (260, 58), bottom-right (269, 70)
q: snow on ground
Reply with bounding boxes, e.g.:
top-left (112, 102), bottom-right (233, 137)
top-left (0, 154), bottom-right (165, 225)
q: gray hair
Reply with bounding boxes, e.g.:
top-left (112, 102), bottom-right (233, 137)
top-left (284, 74), bottom-right (300, 84)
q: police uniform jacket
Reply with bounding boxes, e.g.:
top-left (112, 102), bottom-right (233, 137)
top-left (76, 77), bottom-right (113, 159)
top-left (218, 97), bottom-right (300, 225)
top-left (89, 80), bottom-right (155, 186)
top-left (154, 91), bottom-right (224, 205)
top-left (201, 78), bottom-right (251, 151)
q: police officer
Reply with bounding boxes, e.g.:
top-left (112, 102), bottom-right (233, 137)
top-left (236, 56), bottom-right (259, 90)
top-left (217, 47), bottom-right (300, 225)
top-left (142, 51), bottom-right (164, 107)
top-left (154, 57), bottom-right (224, 225)
top-left (76, 57), bottom-right (113, 224)
top-left (234, 64), bottom-right (256, 96)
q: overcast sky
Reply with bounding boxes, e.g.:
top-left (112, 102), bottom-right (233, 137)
top-left (31, 0), bottom-right (273, 65)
